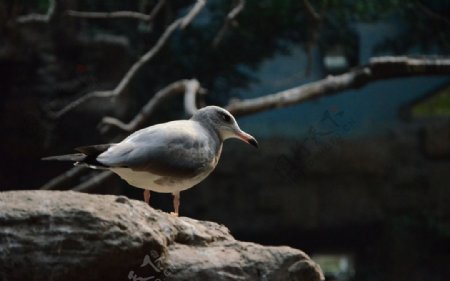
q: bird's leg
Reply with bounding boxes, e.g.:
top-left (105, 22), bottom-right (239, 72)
top-left (170, 192), bottom-right (180, 216)
top-left (143, 190), bottom-right (151, 205)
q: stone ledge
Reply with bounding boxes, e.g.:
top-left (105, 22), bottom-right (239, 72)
top-left (0, 190), bottom-right (323, 281)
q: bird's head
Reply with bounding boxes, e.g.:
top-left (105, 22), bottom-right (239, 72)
top-left (192, 106), bottom-right (258, 148)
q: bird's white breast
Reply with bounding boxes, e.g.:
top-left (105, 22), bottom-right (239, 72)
top-left (110, 167), bottom-right (213, 194)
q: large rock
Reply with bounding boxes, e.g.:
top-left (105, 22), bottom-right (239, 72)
top-left (0, 191), bottom-right (323, 281)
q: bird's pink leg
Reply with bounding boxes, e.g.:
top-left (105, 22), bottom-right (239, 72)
top-left (171, 192), bottom-right (180, 216)
top-left (143, 190), bottom-right (150, 205)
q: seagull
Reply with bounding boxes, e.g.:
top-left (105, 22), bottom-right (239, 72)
top-left (43, 106), bottom-right (258, 216)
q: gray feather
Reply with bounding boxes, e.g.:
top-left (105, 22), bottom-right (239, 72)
top-left (96, 121), bottom-right (221, 177)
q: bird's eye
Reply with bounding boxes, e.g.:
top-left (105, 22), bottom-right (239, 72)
top-left (219, 112), bottom-right (231, 123)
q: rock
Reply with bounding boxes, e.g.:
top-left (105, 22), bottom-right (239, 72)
top-left (0, 191), bottom-right (323, 281)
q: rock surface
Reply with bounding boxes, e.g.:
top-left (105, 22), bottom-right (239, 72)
top-left (0, 191), bottom-right (323, 281)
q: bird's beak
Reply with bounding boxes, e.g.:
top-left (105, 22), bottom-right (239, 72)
top-left (235, 130), bottom-right (258, 148)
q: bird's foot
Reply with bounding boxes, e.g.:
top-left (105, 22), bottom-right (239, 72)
top-left (170, 212), bottom-right (179, 217)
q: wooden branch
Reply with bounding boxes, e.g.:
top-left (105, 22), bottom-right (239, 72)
top-left (302, 0), bottom-right (325, 76)
top-left (212, 0), bottom-right (245, 47)
top-left (180, 0), bottom-right (207, 29)
top-left (416, 2), bottom-right (450, 26)
top-left (225, 56), bottom-right (450, 116)
top-left (66, 10), bottom-right (152, 21)
top-left (147, 0), bottom-right (167, 22)
top-left (53, 90), bottom-right (115, 118)
top-left (66, 0), bottom-right (166, 22)
top-left (54, 0), bottom-right (206, 118)
top-left (100, 79), bottom-right (201, 133)
top-left (302, 0), bottom-right (321, 21)
top-left (16, 0), bottom-right (59, 24)
top-left (183, 79), bottom-right (201, 115)
top-left (40, 166), bottom-right (86, 190)
top-left (72, 171), bottom-right (114, 192)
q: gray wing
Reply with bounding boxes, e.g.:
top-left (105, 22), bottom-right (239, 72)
top-left (96, 122), bottom-right (217, 177)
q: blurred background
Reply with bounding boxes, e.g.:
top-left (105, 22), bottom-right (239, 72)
top-left (1, 0), bottom-right (450, 280)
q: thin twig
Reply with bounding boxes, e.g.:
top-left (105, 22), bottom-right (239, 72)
top-left (99, 79), bottom-right (201, 133)
top-left (302, 0), bottom-right (325, 76)
top-left (148, 0), bottom-right (167, 22)
top-left (72, 171), bottom-right (114, 192)
top-left (66, 10), bottom-right (153, 21)
top-left (180, 0), bottom-right (207, 29)
top-left (212, 0), bottom-right (245, 47)
top-left (16, 0), bottom-right (59, 24)
top-left (40, 166), bottom-right (86, 190)
top-left (416, 2), bottom-right (450, 26)
top-left (302, 0), bottom-right (321, 21)
top-left (54, 0), bottom-right (206, 118)
top-left (66, 0), bottom-right (166, 22)
top-left (54, 90), bottom-right (115, 118)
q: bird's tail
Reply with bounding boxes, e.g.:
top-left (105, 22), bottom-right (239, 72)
top-left (41, 144), bottom-right (113, 169)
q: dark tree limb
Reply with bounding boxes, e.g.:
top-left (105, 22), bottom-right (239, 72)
top-left (416, 2), bottom-right (450, 26)
top-left (225, 56), bottom-right (450, 116)
top-left (180, 0), bottom-right (207, 29)
top-left (66, 10), bottom-right (153, 21)
top-left (302, 0), bottom-right (326, 76)
top-left (302, 0), bottom-right (321, 21)
top-left (212, 0), bottom-right (245, 47)
top-left (40, 166), bottom-right (86, 190)
top-left (16, 0), bottom-right (60, 24)
top-left (72, 171), bottom-right (114, 192)
top-left (99, 79), bottom-right (201, 133)
top-left (66, 0), bottom-right (166, 22)
top-left (53, 0), bottom-right (206, 118)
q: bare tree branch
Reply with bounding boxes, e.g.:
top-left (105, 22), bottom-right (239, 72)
top-left (148, 0), bottom-right (167, 22)
top-left (66, 10), bottom-right (152, 21)
top-left (302, 0), bottom-right (326, 76)
top-left (99, 79), bottom-right (201, 133)
top-left (212, 0), bottom-right (245, 47)
top-left (180, 0), bottom-right (207, 29)
top-left (416, 2), bottom-right (450, 26)
top-left (72, 171), bottom-right (114, 192)
top-left (53, 90), bottom-right (115, 118)
top-left (16, 0), bottom-right (60, 24)
top-left (302, 0), bottom-right (322, 21)
top-left (53, 0), bottom-right (207, 118)
top-left (40, 166), bottom-right (86, 190)
top-left (66, 0), bottom-right (166, 22)
top-left (225, 56), bottom-right (450, 116)
top-left (183, 79), bottom-right (201, 115)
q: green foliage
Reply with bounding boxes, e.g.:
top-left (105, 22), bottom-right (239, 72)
top-left (412, 86), bottom-right (450, 117)
top-left (37, 0), bottom-right (49, 12)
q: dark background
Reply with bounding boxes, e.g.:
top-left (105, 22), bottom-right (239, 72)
top-left (1, 1), bottom-right (450, 280)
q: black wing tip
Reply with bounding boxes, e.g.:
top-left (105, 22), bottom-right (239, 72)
top-left (75, 144), bottom-right (112, 155)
